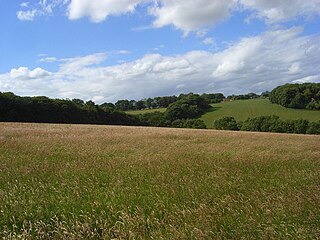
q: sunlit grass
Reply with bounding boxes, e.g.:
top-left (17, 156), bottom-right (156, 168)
top-left (126, 108), bottom-right (166, 115)
top-left (201, 98), bottom-right (320, 128)
top-left (0, 123), bottom-right (319, 238)
top-left (124, 99), bottom-right (320, 128)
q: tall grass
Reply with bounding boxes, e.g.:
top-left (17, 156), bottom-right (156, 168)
top-left (0, 123), bottom-right (319, 238)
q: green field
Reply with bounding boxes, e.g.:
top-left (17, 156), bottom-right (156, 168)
top-left (124, 99), bottom-right (320, 128)
top-left (126, 108), bottom-right (166, 115)
top-left (202, 98), bottom-right (320, 128)
top-left (0, 123), bottom-right (319, 238)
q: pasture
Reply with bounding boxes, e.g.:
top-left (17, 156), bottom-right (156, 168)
top-left (202, 98), bottom-right (320, 128)
top-left (0, 123), bottom-right (319, 238)
top-left (126, 108), bottom-right (166, 115)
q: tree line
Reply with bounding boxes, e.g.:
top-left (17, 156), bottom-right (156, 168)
top-left (214, 115), bottom-right (320, 135)
top-left (0, 92), bottom-right (139, 125)
top-left (270, 83), bottom-right (320, 110)
top-left (0, 92), bottom-right (210, 129)
top-left (112, 93), bottom-right (225, 111)
top-left (1, 83), bottom-right (319, 134)
top-left (226, 92), bottom-right (263, 100)
top-left (113, 92), bottom-right (272, 111)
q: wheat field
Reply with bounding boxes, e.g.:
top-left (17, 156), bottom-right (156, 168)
top-left (0, 123), bottom-right (319, 239)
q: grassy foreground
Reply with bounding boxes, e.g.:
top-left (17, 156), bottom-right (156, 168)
top-left (202, 99), bottom-right (320, 128)
top-left (0, 123), bottom-right (319, 239)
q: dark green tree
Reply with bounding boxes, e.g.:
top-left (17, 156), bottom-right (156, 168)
top-left (214, 116), bottom-right (239, 130)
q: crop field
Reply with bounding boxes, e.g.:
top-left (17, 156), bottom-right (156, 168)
top-left (0, 123), bottom-right (319, 239)
top-left (202, 99), bottom-right (320, 128)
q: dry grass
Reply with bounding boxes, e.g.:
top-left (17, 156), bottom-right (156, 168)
top-left (0, 123), bottom-right (319, 239)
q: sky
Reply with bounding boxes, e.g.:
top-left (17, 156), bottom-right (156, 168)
top-left (0, 0), bottom-right (319, 103)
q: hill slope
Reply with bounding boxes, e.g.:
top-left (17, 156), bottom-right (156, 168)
top-left (202, 98), bottom-right (320, 128)
top-left (126, 107), bottom-right (166, 115)
top-left (0, 123), bottom-right (319, 238)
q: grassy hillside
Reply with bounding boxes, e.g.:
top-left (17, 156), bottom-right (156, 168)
top-left (202, 98), bottom-right (320, 128)
top-left (126, 107), bottom-right (166, 115)
top-left (0, 123), bottom-right (319, 238)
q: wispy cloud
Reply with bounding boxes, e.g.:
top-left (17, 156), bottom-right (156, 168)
top-left (16, 0), bottom-right (68, 21)
top-left (17, 9), bottom-right (37, 21)
top-left (20, 2), bottom-right (29, 8)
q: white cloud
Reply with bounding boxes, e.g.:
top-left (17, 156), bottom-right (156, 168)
top-left (288, 62), bottom-right (301, 75)
top-left (240, 0), bottom-right (320, 23)
top-left (292, 75), bottom-right (320, 84)
top-left (59, 53), bottom-right (107, 74)
top-left (38, 53), bottom-right (48, 57)
top-left (17, 9), bottom-right (37, 21)
top-left (67, 0), bottom-right (319, 34)
top-left (150, 0), bottom-right (235, 34)
top-left (203, 37), bottom-right (215, 45)
top-left (20, 2), bottom-right (29, 8)
top-left (67, 0), bottom-right (144, 22)
top-left (10, 67), bottom-right (51, 79)
top-left (1, 28), bottom-right (319, 103)
top-left (16, 0), bottom-right (320, 35)
top-left (113, 50), bottom-right (131, 55)
top-left (16, 0), bottom-right (68, 21)
top-left (39, 57), bottom-right (58, 63)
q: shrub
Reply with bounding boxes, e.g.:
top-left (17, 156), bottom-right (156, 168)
top-left (306, 121), bottom-right (320, 135)
top-left (138, 112), bottom-right (170, 127)
top-left (183, 119), bottom-right (207, 129)
top-left (214, 117), bottom-right (239, 130)
top-left (292, 119), bottom-right (309, 134)
top-left (240, 116), bottom-right (284, 132)
top-left (172, 119), bottom-right (207, 129)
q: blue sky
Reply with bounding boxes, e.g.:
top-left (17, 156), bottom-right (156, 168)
top-left (0, 0), bottom-right (319, 103)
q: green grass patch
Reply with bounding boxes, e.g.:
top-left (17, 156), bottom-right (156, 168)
top-left (201, 98), bottom-right (320, 128)
top-left (126, 108), bottom-right (166, 115)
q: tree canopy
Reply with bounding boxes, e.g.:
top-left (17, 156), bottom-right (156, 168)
top-left (270, 83), bottom-right (320, 110)
top-left (0, 92), bottom-right (139, 126)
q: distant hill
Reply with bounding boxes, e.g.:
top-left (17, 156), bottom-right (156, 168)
top-left (201, 98), bottom-right (320, 128)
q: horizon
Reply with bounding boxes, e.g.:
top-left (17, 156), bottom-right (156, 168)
top-left (1, 0), bottom-right (320, 103)
top-left (1, 88), bottom-right (260, 104)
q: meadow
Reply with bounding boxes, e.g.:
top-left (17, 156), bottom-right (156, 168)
top-left (201, 99), bottom-right (320, 128)
top-left (125, 98), bottom-right (320, 128)
top-left (0, 123), bottom-right (319, 239)
top-left (126, 108), bottom-right (166, 115)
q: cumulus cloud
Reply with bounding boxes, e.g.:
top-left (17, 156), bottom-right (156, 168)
top-left (1, 28), bottom-right (319, 103)
top-left (10, 67), bottom-right (51, 79)
top-left (16, 0), bottom-right (320, 35)
top-left (67, 0), bottom-right (144, 22)
top-left (150, 0), bottom-right (235, 34)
